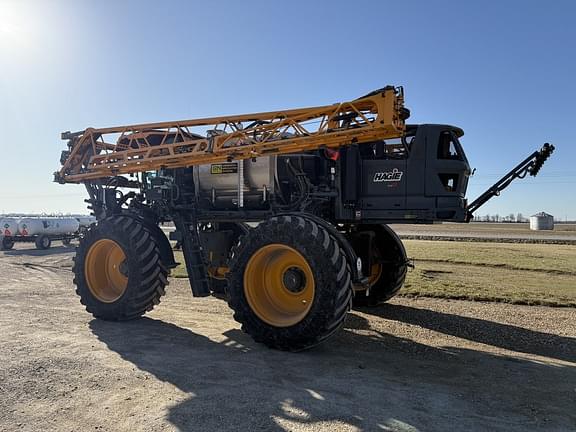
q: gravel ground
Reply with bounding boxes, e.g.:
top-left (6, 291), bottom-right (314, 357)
top-left (0, 244), bottom-right (575, 432)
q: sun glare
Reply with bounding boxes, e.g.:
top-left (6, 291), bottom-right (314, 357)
top-left (0, 1), bottom-right (34, 47)
top-left (0, 21), bottom-right (22, 35)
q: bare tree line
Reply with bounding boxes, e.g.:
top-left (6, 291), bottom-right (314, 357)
top-left (475, 214), bottom-right (575, 223)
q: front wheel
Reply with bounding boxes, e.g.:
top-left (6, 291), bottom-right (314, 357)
top-left (227, 215), bottom-right (352, 351)
top-left (73, 216), bottom-right (169, 320)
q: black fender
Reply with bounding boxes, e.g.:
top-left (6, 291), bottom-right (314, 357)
top-left (357, 224), bottom-right (407, 264)
top-left (144, 221), bottom-right (178, 269)
top-left (122, 214), bottom-right (177, 270)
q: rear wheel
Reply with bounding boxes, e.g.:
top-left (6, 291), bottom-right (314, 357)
top-left (1, 237), bottom-right (14, 250)
top-left (35, 235), bottom-right (51, 250)
top-left (73, 216), bottom-right (168, 320)
top-left (352, 225), bottom-right (408, 307)
top-left (228, 215), bottom-right (352, 351)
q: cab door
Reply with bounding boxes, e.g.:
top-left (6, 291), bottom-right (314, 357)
top-left (425, 129), bottom-right (470, 198)
top-left (359, 140), bottom-right (407, 215)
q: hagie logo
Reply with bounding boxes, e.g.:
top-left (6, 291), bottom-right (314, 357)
top-left (373, 168), bottom-right (403, 182)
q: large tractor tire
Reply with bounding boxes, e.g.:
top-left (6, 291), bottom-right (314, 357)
top-left (227, 215), bottom-right (352, 351)
top-left (352, 225), bottom-right (408, 307)
top-left (73, 216), bottom-right (168, 320)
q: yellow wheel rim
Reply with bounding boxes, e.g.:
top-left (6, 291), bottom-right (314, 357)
top-left (244, 244), bottom-right (315, 327)
top-left (84, 239), bottom-right (128, 303)
top-left (368, 263), bottom-right (383, 287)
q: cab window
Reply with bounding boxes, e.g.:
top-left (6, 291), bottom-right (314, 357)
top-left (437, 131), bottom-right (462, 160)
top-left (359, 135), bottom-right (412, 160)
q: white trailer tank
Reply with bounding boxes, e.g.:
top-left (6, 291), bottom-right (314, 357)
top-left (0, 218), bottom-right (19, 236)
top-left (18, 218), bottom-right (80, 236)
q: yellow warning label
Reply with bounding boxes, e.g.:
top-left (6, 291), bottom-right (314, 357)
top-left (210, 163), bottom-right (238, 175)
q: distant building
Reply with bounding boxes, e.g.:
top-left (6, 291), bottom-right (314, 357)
top-left (530, 212), bottom-right (554, 230)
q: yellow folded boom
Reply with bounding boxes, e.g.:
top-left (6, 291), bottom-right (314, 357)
top-left (56, 86), bottom-right (408, 183)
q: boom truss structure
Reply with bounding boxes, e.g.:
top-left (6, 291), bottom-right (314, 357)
top-left (55, 86), bottom-right (408, 183)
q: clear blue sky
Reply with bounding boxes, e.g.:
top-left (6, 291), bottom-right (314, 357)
top-left (1, 0), bottom-right (575, 219)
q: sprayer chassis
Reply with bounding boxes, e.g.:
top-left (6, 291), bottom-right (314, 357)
top-left (55, 87), bottom-right (554, 350)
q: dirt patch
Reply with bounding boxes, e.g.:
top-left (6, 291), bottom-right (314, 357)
top-left (0, 245), bottom-right (575, 431)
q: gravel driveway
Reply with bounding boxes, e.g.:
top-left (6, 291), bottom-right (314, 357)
top-left (0, 244), bottom-right (574, 431)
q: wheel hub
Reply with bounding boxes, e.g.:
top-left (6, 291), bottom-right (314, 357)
top-left (282, 267), bottom-right (307, 293)
top-left (84, 239), bottom-right (128, 303)
top-left (118, 260), bottom-right (129, 278)
top-left (244, 244), bottom-right (315, 327)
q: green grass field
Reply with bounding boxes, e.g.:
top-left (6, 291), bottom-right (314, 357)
top-left (403, 240), bottom-right (576, 307)
top-left (171, 240), bottom-right (576, 307)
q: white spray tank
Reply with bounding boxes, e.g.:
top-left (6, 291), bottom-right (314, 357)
top-left (0, 218), bottom-right (19, 236)
top-left (18, 218), bottom-right (80, 236)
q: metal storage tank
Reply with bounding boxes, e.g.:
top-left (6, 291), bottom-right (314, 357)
top-left (530, 212), bottom-right (554, 230)
top-left (18, 218), bottom-right (80, 236)
top-left (0, 218), bottom-right (19, 236)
